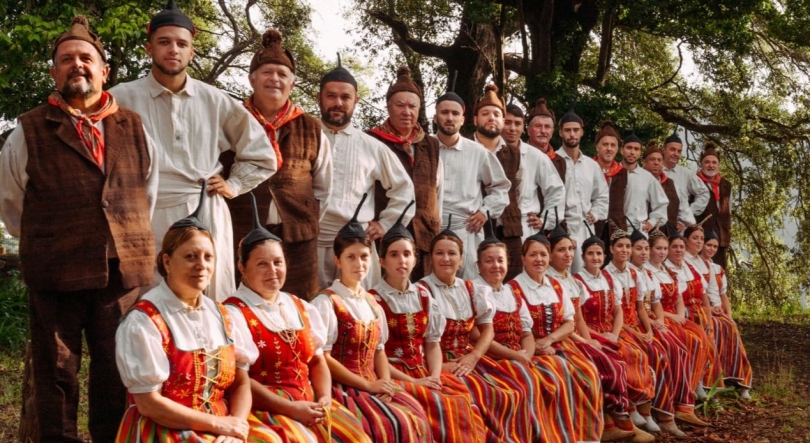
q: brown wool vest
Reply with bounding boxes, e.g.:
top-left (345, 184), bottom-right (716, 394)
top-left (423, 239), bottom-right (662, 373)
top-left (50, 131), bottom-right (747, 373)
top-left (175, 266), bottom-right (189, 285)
top-left (695, 178), bottom-right (731, 247)
top-left (368, 133), bottom-right (441, 253)
top-left (18, 105), bottom-right (155, 292)
top-left (659, 178), bottom-right (680, 228)
top-left (595, 169), bottom-right (628, 240)
top-left (495, 144), bottom-right (523, 238)
top-left (222, 113), bottom-right (322, 244)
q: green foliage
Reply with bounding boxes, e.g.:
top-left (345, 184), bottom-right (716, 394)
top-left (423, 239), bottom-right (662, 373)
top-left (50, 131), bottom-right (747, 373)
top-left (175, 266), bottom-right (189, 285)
top-left (0, 271), bottom-right (28, 351)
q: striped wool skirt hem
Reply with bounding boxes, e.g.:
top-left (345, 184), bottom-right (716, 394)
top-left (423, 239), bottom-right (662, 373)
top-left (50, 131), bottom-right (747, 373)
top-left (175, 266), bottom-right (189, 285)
top-left (253, 398), bottom-right (371, 443)
top-left (624, 325), bottom-right (675, 416)
top-left (115, 405), bottom-right (283, 443)
top-left (556, 339), bottom-right (606, 442)
top-left (331, 383), bottom-right (431, 443)
top-left (712, 313), bottom-right (753, 388)
top-left (575, 339), bottom-right (631, 416)
top-left (391, 362), bottom-right (487, 443)
top-left (591, 329), bottom-right (655, 406)
top-left (685, 307), bottom-right (725, 388)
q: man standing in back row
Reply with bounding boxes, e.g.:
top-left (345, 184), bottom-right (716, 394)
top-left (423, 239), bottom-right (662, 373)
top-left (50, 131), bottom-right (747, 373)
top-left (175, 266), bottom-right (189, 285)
top-left (112, 0), bottom-right (277, 300)
top-left (662, 130), bottom-right (709, 227)
top-left (0, 16), bottom-right (157, 441)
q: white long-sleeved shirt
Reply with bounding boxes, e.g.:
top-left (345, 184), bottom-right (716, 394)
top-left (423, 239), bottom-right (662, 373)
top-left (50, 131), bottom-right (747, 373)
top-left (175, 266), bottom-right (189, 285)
top-left (664, 163), bottom-right (710, 218)
top-left (512, 272), bottom-right (576, 322)
top-left (111, 70), bottom-right (277, 301)
top-left (604, 262), bottom-right (639, 304)
top-left (557, 148), bottom-right (609, 227)
top-left (624, 166), bottom-right (669, 232)
top-left (419, 274), bottom-right (496, 324)
top-left (629, 262), bottom-right (662, 304)
top-left (436, 136), bottom-right (510, 221)
top-left (320, 124), bottom-right (415, 243)
top-left (311, 281), bottom-right (388, 351)
top-left (116, 281), bottom-right (259, 394)
top-left (659, 173), bottom-right (697, 226)
top-left (575, 269), bottom-right (623, 306)
top-left (473, 276), bottom-right (533, 332)
top-left (683, 252), bottom-right (722, 307)
top-left (513, 142), bottom-right (565, 234)
top-left (371, 279), bottom-right (446, 343)
top-left (0, 120), bottom-right (159, 238)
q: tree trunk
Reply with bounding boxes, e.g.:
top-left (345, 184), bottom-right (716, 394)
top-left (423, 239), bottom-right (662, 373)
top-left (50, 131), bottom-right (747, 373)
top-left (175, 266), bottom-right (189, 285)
top-left (18, 341), bottom-right (38, 443)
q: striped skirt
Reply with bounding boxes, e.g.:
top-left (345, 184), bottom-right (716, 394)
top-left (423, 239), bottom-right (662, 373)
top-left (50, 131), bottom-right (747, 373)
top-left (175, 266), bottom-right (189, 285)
top-left (712, 313), bottom-right (753, 388)
top-left (685, 307), bottom-right (725, 387)
top-left (575, 340), bottom-right (631, 416)
top-left (592, 329), bottom-right (655, 406)
top-left (390, 362), bottom-right (487, 443)
top-left (115, 405), bottom-right (283, 443)
top-left (625, 326), bottom-right (674, 416)
top-left (557, 339), bottom-right (606, 441)
top-left (652, 323), bottom-right (695, 410)
top-left (331, 383), bottom-right (431, 443)
top-left (458, 356), bottom-right (528, 443)
top-left (253, 398), bottom-right (371, 443)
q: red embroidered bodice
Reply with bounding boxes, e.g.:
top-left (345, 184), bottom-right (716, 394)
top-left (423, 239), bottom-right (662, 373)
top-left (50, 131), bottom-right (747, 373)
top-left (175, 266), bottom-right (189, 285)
top-left (575, 271), bottom-right (617, 333)
top-left (224, 295), bottom-right (317, 402)
top-left (324, 290), bottom-right (381, 382)
top-left (615, 267), bottom-right (640, 327)
top-left (371, 286), bottom-right (430, 371)
top-left (491, 285), bottom-right (525, 352)
top-left (419, 280), bottom-right (476, 361)
top-left (680, 263), bottom-right (705, 316)
top-left (509, 278), bottom-right (565, 339)
top-left (653, 267), bottom-right (680, 314)
top-left (130, 300), bottom-right (236, 416)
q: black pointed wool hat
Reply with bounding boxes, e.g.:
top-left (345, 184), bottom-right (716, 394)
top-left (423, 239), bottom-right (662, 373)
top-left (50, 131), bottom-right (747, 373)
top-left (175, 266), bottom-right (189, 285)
top-left (170, 179), bottom-right (209, 231)
top-left (624, 131), bottom-right (643, 145)
top-left (337, 193), bottom-right (369, 240)
top-left (665, 127), bottom-right (682, 145)
top-left (478, 211), bottom-right (501, 248)
top-left (547, 207), bottom-right (569, 241)
top-left (381, 200), bottom-right (415, 246)
top-left (526, 211), bottom-right (551, 246)
top-left (558, 107), bottom-right (583, 127)
top-left (581, 221), bottom-right (605, 253)
top-left (148, 0), bottom-right (196, 36)
top-left (240, 192), bottom-right (281, 249)
top-left (626, 217), bottom-right (647, 244)
top-left (436, 70), bottom-right (465, 109)
top-left (320, 53), bottom-right (357, 89)
top-left (437, 214), bottom-right (461, 240)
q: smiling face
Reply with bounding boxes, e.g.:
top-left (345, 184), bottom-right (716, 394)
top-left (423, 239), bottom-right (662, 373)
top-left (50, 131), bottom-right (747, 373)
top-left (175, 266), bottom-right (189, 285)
top-left (162, 230), bottom-right (215, 297)
top-left (474, 105), bottom-right (504, 138)
top-left (50, 39), bottom-right (109, 104)
top-left (622, 142), bottom-right (643, 166)
top-left (701, 154), bottom-right (720, 177)
top-left (667, 238), bottom-right (686, 264)
top-left (522, 240), bottom-right (550, 280)
top-left (380, 238), bottom-right (416, 282)
top-left (549, 237), bottom-right (575, 272)
top-left (610, 238), bottom-right (632, 265)
top-left (249, 63), bottom-right (295, 105)
top-left (146, 25), bottom-right (194, 77)
top-left (686, 229), bottom-right (704, 255)
top-left (630, 239), bottom-right (650, 268)
top-left (239, 241), bottom-right (286, 298)
top-left (663, 142), bottom-right (683, 169)
top-left (430, 238), bottom-right (463, 283)
top-left (527, 115), bottom-right (554, 151)
top-left (334, 242), bottom-right (371, 287)
top-left (477, 244), bottom-right (508, 287)
top-left (582, 244), bottom-right (605, 273)
top-left (502, 113), bottom-right (525, 145)
top-left (702, 238), bottom-right (719, 259)
top-left (596, 136), bottom-right (619, 165)
top-left (649, 237), bottom-right (669, 265)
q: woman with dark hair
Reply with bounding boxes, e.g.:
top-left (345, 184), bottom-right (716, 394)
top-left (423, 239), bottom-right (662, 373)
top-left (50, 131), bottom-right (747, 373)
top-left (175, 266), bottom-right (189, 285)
top-left (224, 195), bottom-right (371, 442)
top-left (370, 202), bottom-right (487, 443)
top-left (418, 217), bottom-right (528, 442)
top-left (115, 185), bottom-right (281, 442)
top-left (687, 226), bottom-right (752, 398)
top-left (573, 225), bottom-right (656, 443)
top-left (493, 221), bottom-right (604, 443)
top-left (665, 231), bottom-right (724, 396)
top-left (310, 195), bottom-right (431, 443)
top-left (546, 220), bottom-right (637, 442)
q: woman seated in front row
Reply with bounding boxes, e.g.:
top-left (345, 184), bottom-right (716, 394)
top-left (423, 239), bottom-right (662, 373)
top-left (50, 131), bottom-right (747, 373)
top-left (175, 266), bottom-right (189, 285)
top-left (224, 194), bottom-right (371, 443)
top-left (115, 184), bottom-right (281, 442)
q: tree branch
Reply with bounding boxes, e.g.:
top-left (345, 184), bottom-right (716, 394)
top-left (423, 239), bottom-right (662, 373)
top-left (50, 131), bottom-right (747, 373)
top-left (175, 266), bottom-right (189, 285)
top-left (595, 5), bottom-right (617, 86)
top-left (366, 10), bottom-right (454, 61)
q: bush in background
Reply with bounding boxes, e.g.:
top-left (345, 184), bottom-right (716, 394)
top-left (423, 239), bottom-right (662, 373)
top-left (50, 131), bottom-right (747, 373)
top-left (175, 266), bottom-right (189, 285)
top-left (0, 271), bottom-right (27, 350)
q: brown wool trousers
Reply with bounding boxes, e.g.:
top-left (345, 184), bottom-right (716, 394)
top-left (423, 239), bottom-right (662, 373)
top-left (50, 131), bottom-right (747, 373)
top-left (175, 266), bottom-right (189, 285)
top-left (29, 260), bottom-right (138, 443)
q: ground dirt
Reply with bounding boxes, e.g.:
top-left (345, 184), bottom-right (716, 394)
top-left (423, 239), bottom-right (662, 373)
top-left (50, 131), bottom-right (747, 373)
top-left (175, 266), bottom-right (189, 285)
top-left (1, 317), bottom-right (809, 442)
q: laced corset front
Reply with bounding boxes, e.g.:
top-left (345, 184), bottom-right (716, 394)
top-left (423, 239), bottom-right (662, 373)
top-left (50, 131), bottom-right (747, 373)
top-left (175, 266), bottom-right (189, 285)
top-left (371, 286), bottom-right (430, 371)
top-left (130, 300), bottom-right (236, 415)
top-left (224, 296), bottom-right (316, 402)
top-left (324, 290), bottom-right (381, 382)
top-left (509, 278), bottom-right (564, 340)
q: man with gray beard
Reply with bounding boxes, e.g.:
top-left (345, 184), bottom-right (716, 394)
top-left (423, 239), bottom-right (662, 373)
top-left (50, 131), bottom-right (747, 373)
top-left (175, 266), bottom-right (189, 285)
top-left (316, 59), bottom-right (414, 288)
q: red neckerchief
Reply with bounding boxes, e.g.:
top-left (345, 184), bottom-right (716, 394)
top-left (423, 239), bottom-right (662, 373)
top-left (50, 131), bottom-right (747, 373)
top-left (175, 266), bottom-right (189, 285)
top-left (595, 157), bottom-right (623, 183)
top-left (48, 90), bottom-right (119, 169)
top-left (244, 97), bottom-right (305, 170)
top-left (658, 172), bottom-right (668, 185)
top-left (697, 171), bottom-right (722, 201)
top-left (368, 119), bottom-right (425, 167)
top-left (537, 144), bottom-right (556, 159)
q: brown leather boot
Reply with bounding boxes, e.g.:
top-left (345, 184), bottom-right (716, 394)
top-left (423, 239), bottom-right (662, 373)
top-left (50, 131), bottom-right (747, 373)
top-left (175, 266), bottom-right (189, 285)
top-left (601, 426), bottom-right (637, 442)
top-left (675, 410), bottom-right (710, 427)
top-left (631, 426), bottom-right (656, 443)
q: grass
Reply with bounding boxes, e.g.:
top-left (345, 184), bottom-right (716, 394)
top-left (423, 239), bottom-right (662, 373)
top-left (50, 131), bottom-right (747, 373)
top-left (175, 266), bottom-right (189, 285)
top-left (0, 271), bottom-right (27, 351)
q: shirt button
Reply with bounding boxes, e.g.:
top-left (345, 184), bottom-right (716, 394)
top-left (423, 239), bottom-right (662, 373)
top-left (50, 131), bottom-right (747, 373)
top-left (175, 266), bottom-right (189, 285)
top-left (101, 200), bottom-right (109, 208)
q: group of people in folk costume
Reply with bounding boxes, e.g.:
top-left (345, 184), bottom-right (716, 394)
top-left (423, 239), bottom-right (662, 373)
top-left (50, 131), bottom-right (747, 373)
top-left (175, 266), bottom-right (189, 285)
top-left (0, 1), bottom-right (750, 442)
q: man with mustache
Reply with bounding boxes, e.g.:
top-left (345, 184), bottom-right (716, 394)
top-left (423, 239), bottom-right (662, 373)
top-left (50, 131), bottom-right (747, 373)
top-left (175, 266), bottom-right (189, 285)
top-left (661, 130), bottom-right (709, 229)
top-left (496, 104), bottom-right (565, 280)
top-left (556, 108), bottom-right (609, 272)
top-left (642, 142), bottom-right (694, 236)
top-left (317, 59), bottom-right (414, 288)
top-left (431, 83), bottom-right (510, 279)
top-left (111, 0), bottom-right (277, 301)
top-left (694, 142), bottom-right (731, 267)
top-left (368, 66), bottom-right (441, 281)
top-left (0, 16), bottom-right (157, 442)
